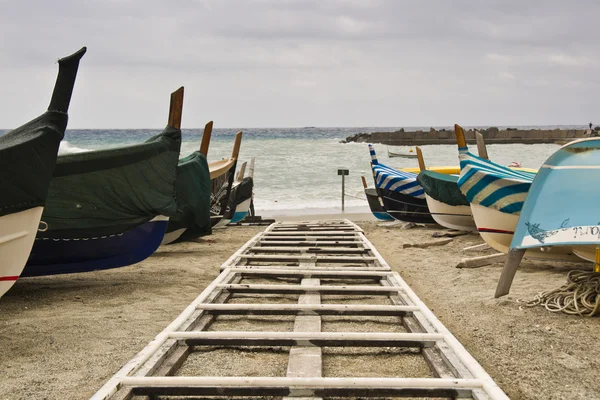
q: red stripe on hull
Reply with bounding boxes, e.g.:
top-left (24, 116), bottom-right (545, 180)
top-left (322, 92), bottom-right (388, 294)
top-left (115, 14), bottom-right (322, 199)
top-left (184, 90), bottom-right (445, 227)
top-left (478, 228), bottom-right (514, 235)
top-left (0, 276), bottom-right (19, 281)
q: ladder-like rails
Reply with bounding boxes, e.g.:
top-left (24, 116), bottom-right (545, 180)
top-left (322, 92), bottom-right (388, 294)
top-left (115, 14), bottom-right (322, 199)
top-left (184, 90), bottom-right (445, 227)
top-left (91, 219), bottom-right (507, 400)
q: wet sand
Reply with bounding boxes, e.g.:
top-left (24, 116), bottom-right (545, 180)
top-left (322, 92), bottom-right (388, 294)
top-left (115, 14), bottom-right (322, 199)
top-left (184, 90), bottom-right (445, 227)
top-left (1, 219), bottom-right (599, 399)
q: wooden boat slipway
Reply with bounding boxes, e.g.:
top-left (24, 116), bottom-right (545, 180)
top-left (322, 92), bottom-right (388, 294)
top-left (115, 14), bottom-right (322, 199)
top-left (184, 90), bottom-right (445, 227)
top-left (0, 47), bottom-right (86, 297)
top-left (496, 137), bottom-right (600, 297)
top-left (22, 87), bottom-right (185, 277)
top-left (454, 124), bottom-right (578, 262)
top-left (368, 144), bottom-right (434, 224)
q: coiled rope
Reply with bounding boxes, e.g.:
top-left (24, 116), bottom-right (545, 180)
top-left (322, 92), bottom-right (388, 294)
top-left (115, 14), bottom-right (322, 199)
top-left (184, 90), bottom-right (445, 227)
top-left (519, 270), bottom-right (600, 317)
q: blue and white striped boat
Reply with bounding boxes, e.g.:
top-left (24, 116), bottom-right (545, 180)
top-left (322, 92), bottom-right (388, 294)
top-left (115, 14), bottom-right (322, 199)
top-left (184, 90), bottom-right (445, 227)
top-left (455, 124), bottom-right (577, 262)
top-left (495, 138), bottom-right (600, 297)
top-left (368, 145), bottom-right (434, 223)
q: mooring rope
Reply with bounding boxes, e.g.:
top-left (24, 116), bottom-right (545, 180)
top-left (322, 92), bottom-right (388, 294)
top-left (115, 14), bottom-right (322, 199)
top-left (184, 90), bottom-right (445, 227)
top-left (519, 270), bottom-right (600, 317)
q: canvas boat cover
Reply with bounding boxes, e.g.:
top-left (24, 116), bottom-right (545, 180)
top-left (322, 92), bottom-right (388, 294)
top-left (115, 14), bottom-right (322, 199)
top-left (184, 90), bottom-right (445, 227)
top-left (511, 138), bottom-right (600, 249)
top-left (457, 147), bottom-right (535, 215)
top-left (368, 144), bottom-right (425, 199)
top-left (0, 112), bottom-right (67, 217)
top-left (167, 151), bottom-right (212, 242)
top-left (38, 126), bottom-right (181, 239)
top-left (417, 171), bottom-right (468, 207)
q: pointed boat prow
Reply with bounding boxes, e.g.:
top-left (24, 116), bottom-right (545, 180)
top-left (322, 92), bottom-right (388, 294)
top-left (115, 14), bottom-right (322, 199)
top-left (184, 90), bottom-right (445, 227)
top-left (231, 131), bottom-right (243, 160)
top-left (168, 87), bottom-right (184, 129)
top-left (236, 161), bottom-right (247, 182)
top-left (199, 121), bottom-right (213, 156)
top-left (454, 124), bottom-right (468, 150)
top-left (48, 46), bottom-right (87, 113)
top-left (475, 131), bottom-right (489, 160)
top-left (416, 147), bottom-right (426, 171)
top-left (361, 175), bottom-right (368, 189)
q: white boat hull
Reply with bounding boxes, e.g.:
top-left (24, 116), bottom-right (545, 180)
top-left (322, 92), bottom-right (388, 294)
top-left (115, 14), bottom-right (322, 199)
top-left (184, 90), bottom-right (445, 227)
top-left (0, 207), bottom-right (44, 298)
top-left (424, 195), bottom-right (476, 232)
top-left (160, 227), bottom-right (186, 246)
top-left (470, 203), bottom-right (578, 261)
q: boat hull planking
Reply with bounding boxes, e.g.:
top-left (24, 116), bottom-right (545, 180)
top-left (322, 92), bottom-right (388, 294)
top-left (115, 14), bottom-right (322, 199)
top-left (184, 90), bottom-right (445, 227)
top-left (425, 195), bottom-right (476, 232)
top-left (23, 216), bottom-right (169, 277)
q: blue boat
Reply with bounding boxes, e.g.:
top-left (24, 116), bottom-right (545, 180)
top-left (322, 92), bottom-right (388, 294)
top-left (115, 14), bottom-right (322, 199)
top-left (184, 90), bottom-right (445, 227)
top-left (368, 144), bottom-right (434, 224)
top-left (496, 138), bottom-right (600, 297)
top-left (23, 88), bottom-right (185, 276)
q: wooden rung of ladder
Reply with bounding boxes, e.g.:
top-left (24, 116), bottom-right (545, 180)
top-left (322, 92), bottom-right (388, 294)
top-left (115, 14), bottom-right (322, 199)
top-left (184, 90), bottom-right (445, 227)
top-left (249, 246), bottom-right (369, 253)
top-left (169, 331), bottom-right (443, 347)
top-left (239, 254), bottom-right (376, 262)
top-left (258, 240), bottom-right (363, 246)
top-left (262, 231), bottom-right (361, 236)
top-left (195, 303), bottom-right (420, 316)
top-left (216, 283), bottom-right (403, 295)
top-left (227, 267), bottom-right (392, 278)
top-left (120, 376), bottom-right (480, 398)
top-left (260, 235), bottom-right (361, 241)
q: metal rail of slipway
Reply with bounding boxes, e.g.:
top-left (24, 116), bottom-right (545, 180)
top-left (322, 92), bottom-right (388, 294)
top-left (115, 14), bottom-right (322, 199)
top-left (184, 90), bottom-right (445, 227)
top-left (91, 219), bottom-right (508, 400)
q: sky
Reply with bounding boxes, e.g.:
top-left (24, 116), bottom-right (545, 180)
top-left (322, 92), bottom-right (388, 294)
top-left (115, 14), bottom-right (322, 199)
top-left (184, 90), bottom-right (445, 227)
top-left (0, 0), bottom-right (598, 129)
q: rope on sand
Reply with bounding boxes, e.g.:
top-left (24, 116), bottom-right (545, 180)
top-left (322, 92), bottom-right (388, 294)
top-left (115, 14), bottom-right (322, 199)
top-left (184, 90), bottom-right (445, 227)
top-left (519, 270), bottom-right (600, 317)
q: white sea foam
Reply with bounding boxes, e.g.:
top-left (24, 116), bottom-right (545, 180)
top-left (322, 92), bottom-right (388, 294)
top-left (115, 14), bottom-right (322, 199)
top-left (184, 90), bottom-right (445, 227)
top-left (59, 141), bottom-right (91, 155)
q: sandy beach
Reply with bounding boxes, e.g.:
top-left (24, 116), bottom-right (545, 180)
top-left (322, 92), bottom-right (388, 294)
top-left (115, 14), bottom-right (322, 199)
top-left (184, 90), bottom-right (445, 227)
top-left (1, 218), bottom-right (600, 399)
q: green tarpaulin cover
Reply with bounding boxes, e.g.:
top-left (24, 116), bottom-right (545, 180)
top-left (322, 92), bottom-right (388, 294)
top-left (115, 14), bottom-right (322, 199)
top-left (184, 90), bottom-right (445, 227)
top-left (39, 126), bottom-right (181, 238)
top-left (166, 151), bottom-right (212, 242)
top-left (0, 112), bottom-right (67, 217)
top-left (417, 170), bottom-right (469, 207)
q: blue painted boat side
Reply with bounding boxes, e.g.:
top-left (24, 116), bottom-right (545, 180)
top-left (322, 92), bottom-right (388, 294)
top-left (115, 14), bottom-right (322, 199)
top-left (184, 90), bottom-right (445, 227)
top-left (511, 138), bottom-right (600, 249)
top-left (22, 219), bottom-right (168, 277)
top-left (231, 211), bottom-right (249, 223)
top-left (373, 211), bottom-right (394, 221)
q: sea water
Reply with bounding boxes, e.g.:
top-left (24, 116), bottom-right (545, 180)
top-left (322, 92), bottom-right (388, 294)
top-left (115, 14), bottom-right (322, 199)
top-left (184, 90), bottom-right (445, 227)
top-left (4, 126), bottom-right (585, 213)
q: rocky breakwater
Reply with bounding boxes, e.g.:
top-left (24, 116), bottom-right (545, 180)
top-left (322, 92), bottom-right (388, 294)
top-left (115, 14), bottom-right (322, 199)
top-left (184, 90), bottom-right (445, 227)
top-left (342, 127), bottom-right (589, 145)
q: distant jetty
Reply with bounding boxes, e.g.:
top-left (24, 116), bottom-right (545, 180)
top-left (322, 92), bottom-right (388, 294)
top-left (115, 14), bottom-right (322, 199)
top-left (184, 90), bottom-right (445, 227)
top-left (341, 127), bottom-right (594, 145)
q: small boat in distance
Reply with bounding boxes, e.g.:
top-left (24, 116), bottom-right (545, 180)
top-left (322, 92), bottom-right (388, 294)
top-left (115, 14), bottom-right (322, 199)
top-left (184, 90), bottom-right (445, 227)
top-left (23, 87), bottom-right (184, 276)
top-left (415, 147), bottom-right (476, 231)
top-left (369, 144), bottom-right (434, 224)
top-left (0, 47), bottom-right (86, 297)
top-left (388, 148), bottom-right (417, 158)
top-left (361, 176), bottom-right (393, 221)
top-left (496, 138), bottom-right (600, 297)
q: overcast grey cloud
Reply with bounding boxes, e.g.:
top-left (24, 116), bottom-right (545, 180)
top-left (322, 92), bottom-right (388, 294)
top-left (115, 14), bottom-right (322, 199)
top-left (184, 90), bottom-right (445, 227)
top-left (0, 0), bottom-right (598, 128)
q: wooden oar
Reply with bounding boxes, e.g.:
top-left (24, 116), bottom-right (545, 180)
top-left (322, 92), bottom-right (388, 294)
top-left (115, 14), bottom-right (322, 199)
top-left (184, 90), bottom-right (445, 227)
top-left (168, 87), bottom-right (184, 129)
top-left (415, 147), bottom-right (426, 171)
top-left (475, 131), bottom-right (489, 160)
top-left (200, 121), bottom-right (213, 156)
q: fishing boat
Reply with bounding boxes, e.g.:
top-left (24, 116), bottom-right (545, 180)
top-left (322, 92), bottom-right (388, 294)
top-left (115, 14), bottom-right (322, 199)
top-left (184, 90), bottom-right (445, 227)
top-left (388, 148), bottom-right (417, 159)
top-left (361, 176), bottom-right (393, 221)
top-left (227, 158), bottom-right (255, 224)
top-left (496, 138), bottom-right (600, 297)
top-left (0, 47), bottom-right (86, 296)
top-left (207, 131), bottom-right (242, 228)
top-left (369, 144), bottom-right (434, 224)
top-left (415, 147), bottom-right (476, 231)
top-left (22, 87), bottom-right (184, 276)
top-left (160, 123), bottom-right (212, 245)
top-left (454, 124), bottom-right (576, 261)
